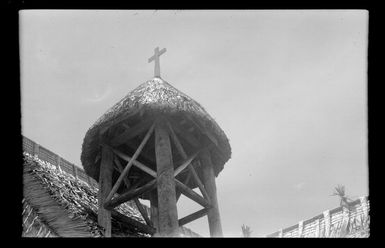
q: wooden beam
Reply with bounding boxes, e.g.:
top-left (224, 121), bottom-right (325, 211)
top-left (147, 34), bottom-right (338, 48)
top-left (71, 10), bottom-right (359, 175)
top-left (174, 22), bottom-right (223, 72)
top-left (176, 170), bottom-right (192, 201)
top-left (134, 199), bottom-right (152, 227)
top-left (201, 150), bottom-right (223, 237)
top-left (110, 209), bottom-right (156, 235)
top-left (106, 123), bottom-right (155, 203)
top-left (175, 179), bottom-right (210, 208)
top-left (155, 120), bottom-right (179, 237)
top-left (189, 161), bottom-right (211, 204)
top-left (174, 152), bottom-right (199, 177)
top-left (112, 148), bottom-right (157, 178)
top-left (149, 190), bottom-right (159, 233)
top-left (114, 157), bottom-right (152, 227)
top-left (111, 119), bottom-right (153, 146)
top-left (167, 121), bottom-right (211, 203)
top-left (105, 179), bottom-right (157, 210)
top-left (178, 208), bottom-right (209, 226)
top-left (98, 146), bottom-right (114, 237)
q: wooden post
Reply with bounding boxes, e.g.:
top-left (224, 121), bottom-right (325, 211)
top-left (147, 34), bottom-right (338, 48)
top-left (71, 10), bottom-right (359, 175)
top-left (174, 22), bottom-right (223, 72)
top-left (98, 146), bottom-right (114, 237)
top-left (315, 219), bottom-right (320, 237)
top-left (72, 164), bottom-right (78, 180)
top-left (201, 150), bottom-right (223, 237)
top-left (33, 143), bottom-right (40, 158)
top-left (155, 120), bottom-right (179, 237)
top-left (56, 155), bottom-right (62, 173)
top-left (323, 210), bottom-right (331, 237)
top-left (278, 228), bottom-right (283, 237)
top-left (149, 190), bottom-right (159, 234)
top-left (298, 221), bottom-right (303, 237)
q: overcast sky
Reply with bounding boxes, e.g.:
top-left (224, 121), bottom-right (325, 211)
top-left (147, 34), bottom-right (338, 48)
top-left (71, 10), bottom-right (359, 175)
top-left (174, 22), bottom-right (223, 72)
top-left (20, 10), bottom-right (368, 237)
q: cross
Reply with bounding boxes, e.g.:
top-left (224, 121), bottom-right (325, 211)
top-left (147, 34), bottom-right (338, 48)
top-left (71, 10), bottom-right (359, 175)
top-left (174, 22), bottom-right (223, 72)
top-left (148, 47), bottom-right (166, 78)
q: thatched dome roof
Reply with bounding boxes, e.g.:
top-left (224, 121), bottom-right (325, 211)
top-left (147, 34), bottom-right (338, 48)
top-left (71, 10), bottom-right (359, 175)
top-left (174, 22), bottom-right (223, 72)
top-left (81, 77), bottom-right (231, 194)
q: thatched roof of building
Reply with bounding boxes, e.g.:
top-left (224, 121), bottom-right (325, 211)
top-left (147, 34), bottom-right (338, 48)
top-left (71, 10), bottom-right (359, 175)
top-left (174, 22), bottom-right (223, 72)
top-left (81, 77), bottom-right (231, 192)
top-left (23, 153), bottom-right (152, 237)
top-left (22, 152), bottom-right (201, 237)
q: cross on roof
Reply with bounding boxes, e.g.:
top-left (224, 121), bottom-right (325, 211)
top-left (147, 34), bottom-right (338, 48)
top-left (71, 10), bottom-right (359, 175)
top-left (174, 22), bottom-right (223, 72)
top-left (148, 47), bottom-right (167, 78)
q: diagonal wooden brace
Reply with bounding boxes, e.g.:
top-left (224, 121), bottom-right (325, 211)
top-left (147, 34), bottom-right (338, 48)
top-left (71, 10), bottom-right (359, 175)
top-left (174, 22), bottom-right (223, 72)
top-left (178, 208), bottom-right (209, 226)
top-left (174, 179), bottom-right (211, 208)
top-left (105, 123), bottom-right (155, 203)
top-left (114, 157), bottom-right (152, 227)
top-left (105, 179), bottom-right (157, 210)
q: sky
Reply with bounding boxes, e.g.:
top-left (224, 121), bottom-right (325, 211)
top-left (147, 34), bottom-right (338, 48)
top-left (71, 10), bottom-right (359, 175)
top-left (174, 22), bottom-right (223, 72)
top-left (20, 10), bottom-right (368, 237)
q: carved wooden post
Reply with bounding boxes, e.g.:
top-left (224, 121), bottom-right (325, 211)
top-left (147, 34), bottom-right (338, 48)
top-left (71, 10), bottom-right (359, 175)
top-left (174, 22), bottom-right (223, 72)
top-left (155, 120), bottom-right (179, 237)
top-left (323, 210), bottom-right (331, 237)
top-left (201, 150), bottom-right (223, 237)
top-left (98, 146), bottom-right (114, 237)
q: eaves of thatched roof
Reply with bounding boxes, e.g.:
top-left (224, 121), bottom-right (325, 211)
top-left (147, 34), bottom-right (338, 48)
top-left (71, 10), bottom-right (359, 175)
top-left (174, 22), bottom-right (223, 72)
top-left (22, 153), bottom-right (151, 237)
top-left (81, 77), bottom-right (231, 189)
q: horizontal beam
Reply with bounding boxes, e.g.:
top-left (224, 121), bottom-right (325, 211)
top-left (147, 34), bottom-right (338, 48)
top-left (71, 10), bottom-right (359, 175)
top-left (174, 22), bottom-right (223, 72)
top-left (175, 179), bottom-right (210, 208)
top-left (178, 208), bottom-right (209, 226)
top-left (105, 179), bottom-right (157, 210)
top-left (112, 148), bottom-right (157, 178)
top-left (111, 209), bottom-right (156, 235)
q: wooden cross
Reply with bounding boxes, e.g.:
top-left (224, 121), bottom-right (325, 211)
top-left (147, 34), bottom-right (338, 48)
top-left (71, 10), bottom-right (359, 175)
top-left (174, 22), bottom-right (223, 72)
top-left (148, 47), bottom-right (166, 78)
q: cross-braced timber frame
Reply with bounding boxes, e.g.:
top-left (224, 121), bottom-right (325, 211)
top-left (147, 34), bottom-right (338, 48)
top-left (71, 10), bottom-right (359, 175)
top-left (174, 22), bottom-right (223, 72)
top-left (97, 117), bottom-right (223, 237)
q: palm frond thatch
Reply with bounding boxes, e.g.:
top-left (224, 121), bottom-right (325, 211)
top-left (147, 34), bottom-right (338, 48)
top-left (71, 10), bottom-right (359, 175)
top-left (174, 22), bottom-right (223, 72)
top-left (23, 153), bottom-right (151, 237)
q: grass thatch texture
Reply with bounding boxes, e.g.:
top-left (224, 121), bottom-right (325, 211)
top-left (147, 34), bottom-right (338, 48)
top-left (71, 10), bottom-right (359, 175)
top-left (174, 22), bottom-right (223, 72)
top-left (23, 162), bottom-right (93, 237)
top-left (22, 199), bottom-right (57, 237)
top-left (81, 77), bottom-right (231, 183)
top-left (23, 153), bottom-right (150, 237)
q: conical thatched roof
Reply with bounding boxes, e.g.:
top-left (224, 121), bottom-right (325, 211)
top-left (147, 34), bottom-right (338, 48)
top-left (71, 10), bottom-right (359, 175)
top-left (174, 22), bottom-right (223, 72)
top-left (81, 77), bottom-right (231, 191)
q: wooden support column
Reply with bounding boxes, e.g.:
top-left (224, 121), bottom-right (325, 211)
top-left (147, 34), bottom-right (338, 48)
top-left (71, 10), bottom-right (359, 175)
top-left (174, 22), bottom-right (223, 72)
top-left (98, 146), bottom-right (114, 237)
top-left (155, 120), bottom-right (179, 237)
top-left (201, 150), bottom-right (223, 237)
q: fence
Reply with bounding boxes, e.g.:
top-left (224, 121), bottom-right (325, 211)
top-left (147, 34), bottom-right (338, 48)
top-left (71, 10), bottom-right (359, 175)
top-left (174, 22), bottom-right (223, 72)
top-left (22, 135), bottom-right (99, 188)
top-left (266, 196), bottom-right (370, 237)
